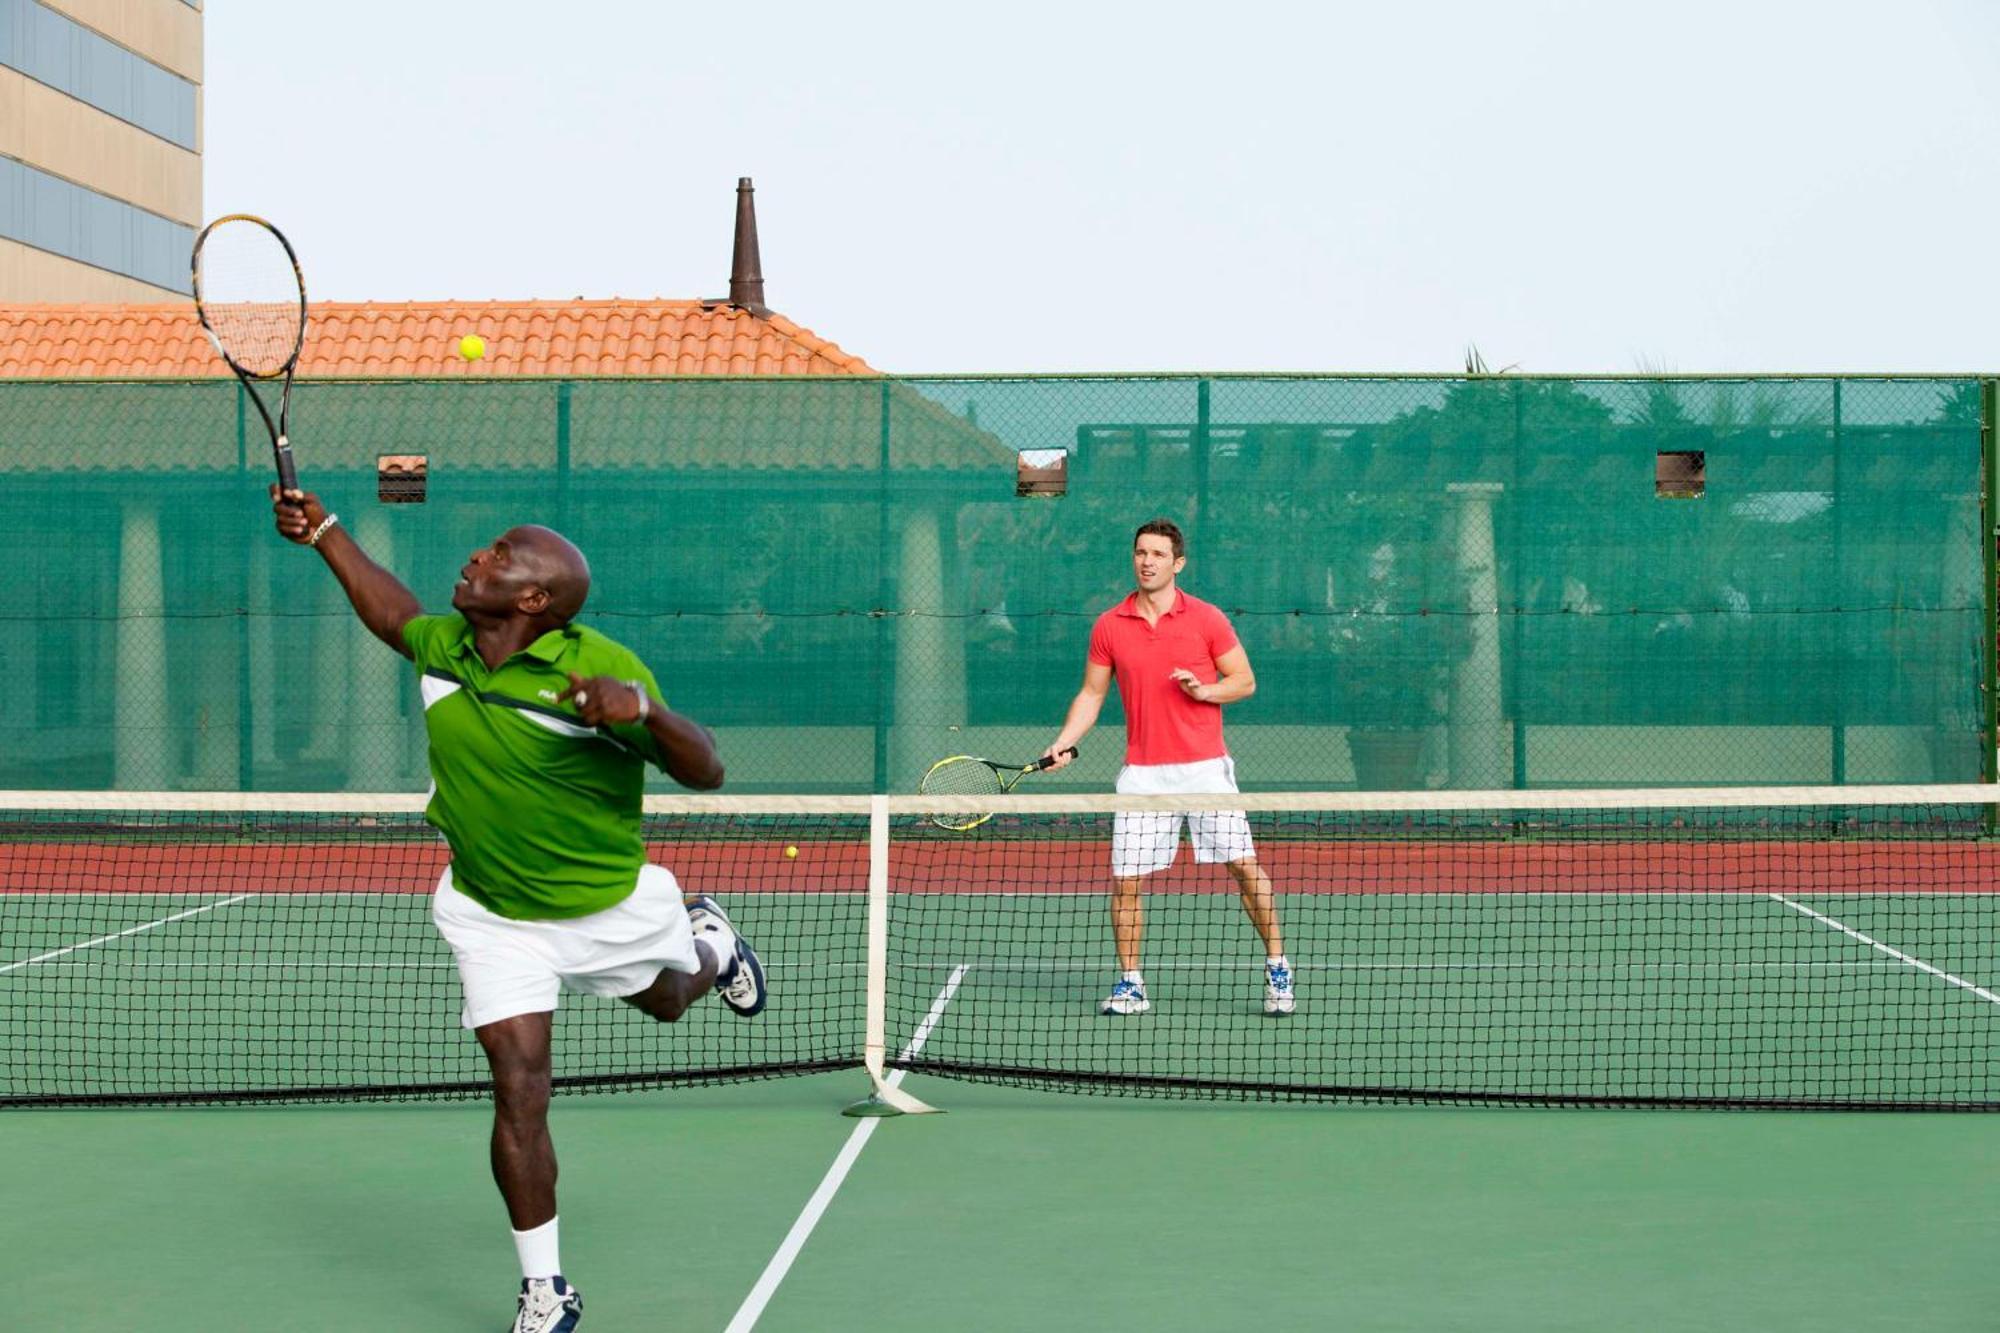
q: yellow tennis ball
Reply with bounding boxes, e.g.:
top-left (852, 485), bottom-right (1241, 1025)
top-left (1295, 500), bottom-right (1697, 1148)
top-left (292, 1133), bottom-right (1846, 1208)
top-left (458, 334), bottom-right (486, 361)
top-left (784, 845), bottom-right (799, 859)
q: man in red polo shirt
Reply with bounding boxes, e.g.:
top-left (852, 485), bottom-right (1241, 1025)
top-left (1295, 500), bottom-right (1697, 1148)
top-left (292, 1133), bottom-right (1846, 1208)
top-left (1044, 519), bottom-right (1293, 1017)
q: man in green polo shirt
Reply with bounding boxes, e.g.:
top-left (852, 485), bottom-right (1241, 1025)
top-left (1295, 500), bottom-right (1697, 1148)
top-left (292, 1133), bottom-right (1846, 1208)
top-left (273, 483), bottom-right (761, 1333)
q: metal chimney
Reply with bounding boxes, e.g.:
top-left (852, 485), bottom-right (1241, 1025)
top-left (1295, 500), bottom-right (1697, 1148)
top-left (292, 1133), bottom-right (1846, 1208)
top-left (728, 177), bottom-right (769, 316)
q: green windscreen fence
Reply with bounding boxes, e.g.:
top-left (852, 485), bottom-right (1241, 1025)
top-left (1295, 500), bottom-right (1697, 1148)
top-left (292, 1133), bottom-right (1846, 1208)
top-left (0, 375), bottom-right (1988, 793)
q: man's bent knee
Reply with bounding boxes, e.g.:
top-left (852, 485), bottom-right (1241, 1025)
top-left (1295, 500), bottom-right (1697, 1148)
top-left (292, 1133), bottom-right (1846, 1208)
top-left (622, 970), bottom-right (697, 1024)
top-left (626, 992), bottom-right (689, 1024)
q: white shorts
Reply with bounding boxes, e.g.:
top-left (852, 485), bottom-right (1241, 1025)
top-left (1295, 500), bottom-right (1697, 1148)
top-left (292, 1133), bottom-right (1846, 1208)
top-left (430, 862), bottom-right (702, 1030)
top-left (1111, 755), bottom-right (1256, 878)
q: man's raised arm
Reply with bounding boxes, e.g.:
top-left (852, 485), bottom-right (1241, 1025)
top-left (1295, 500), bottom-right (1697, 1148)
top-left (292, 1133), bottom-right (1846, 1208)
top-left (272, 484), bottom-right (425, 657)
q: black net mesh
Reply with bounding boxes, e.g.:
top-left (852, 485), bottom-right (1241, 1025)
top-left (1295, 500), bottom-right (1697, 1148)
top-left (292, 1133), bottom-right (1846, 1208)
top-left (6, 789), bottom-right (1998, 1111)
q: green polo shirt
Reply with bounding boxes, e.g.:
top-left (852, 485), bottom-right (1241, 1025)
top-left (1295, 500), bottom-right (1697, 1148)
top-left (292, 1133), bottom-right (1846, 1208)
top-left (403, 613), bottom-right (669, 921)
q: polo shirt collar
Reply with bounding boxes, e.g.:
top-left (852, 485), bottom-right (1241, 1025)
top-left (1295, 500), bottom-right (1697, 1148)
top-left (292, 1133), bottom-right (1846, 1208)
top-left (522, 626), bottom-right (576, 663)
top-left (1118, 589), bottom-right (1186, 617)
top-left (446, 620), bottom-right (577, 665)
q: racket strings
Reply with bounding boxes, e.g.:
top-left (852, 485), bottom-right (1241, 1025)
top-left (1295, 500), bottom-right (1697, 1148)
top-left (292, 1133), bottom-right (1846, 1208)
top-left (920, 758), bottom-right (1008, 798)
top-left (920, 758), bottom-right (1008, 832)
top-left (195, 222), bottom-right (304, 377)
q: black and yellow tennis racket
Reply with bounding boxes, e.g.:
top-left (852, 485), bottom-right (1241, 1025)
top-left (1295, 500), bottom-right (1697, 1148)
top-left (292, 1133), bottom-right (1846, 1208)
top-left (919, 748), bottom-right (1077, 831)
top-left (192, 214), bottom-right (307, 492)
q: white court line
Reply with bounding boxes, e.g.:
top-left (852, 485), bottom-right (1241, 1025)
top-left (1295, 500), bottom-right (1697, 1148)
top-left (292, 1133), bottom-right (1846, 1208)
top-left (8, 887), bottom-right (2000, 899)
top-left (0, 895), bottom-right (254, 975)
top-left (13, 958), bottom-right (1919, 975)
top-left (1769, 893), bottom-right (2000, 1007)
top-left (723, 962), bottom-right (970, 1333)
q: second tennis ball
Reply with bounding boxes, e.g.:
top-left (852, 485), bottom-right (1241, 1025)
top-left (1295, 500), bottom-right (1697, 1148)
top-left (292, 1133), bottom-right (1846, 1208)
top-left (458, 334), bottom-right (486, 361)
top-left (784, 845), bottom-right (799, 859)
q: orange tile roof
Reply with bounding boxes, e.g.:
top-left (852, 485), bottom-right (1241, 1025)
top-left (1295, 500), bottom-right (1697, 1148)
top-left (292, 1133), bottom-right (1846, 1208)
top-left (0, 300), bottom-right (877, 378)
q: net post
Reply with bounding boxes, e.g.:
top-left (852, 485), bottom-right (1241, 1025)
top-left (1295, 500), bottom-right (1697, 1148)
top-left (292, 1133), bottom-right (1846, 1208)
top-left (1831, 378), bottom-right (1846, 785)
top-left (235, 380), bottom-right (253, 791)
top-left (1983, 377), bottom-right (1998, 831)
top-left (1193, 377), bottom-right (1211, 530)
top-left (554, 379), bottom-right (573, 530)
top-left (1508, 378), bottom-right (1527, 790)
top-left (842, 793), bottom-right (940, 1117)
top-left (871, 380), bottom-right (893, 795)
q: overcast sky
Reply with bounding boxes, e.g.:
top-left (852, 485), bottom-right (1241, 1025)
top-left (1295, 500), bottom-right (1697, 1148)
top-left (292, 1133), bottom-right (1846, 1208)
top-left (206, 1), bottom-right (2000, 375)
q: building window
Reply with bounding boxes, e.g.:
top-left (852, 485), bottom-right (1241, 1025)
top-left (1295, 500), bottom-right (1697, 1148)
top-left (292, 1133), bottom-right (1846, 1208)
top-left (0, 155), bottom-right (194, 292)
top-left (0, 0), bottom-right (198, 150)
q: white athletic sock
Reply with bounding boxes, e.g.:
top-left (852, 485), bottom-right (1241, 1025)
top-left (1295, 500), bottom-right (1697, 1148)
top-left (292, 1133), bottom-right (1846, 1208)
top-left (513, 1216), bottom-right (561, 1281)
top-left (1268, 955), bottom-right (1290, 970)
top-left (1121, 969), bottom-right (1145, 988)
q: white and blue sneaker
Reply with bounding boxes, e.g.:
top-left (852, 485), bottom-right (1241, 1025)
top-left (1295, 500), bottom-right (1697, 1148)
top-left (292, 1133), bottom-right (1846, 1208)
top-left (512, 1276), bottom-right (581, 1333)
top-left (686, 895), bottom-right (767, 1016)
top-left (1100, 976), bottom-right (1151, 1016)
top-left (1263, 959), bottom-right (1296, 1017)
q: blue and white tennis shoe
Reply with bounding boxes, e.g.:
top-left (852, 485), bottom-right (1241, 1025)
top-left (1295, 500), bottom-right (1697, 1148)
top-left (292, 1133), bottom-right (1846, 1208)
top-left (686, 895), bottom-right (767, 1016)
top-left (1100, 976), bottom-right (1151, 1016)
top-left (511, 1276), bottom-right (581, 1333)
top-left (1263, 959), bottom-right (1296, 1017)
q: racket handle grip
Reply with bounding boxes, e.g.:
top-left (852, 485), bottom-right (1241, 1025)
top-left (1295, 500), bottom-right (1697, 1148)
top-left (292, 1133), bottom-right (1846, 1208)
top-left (274, 440), bottom-right (298, 493)
top-left (1032, 747), bottom-right (1079, 772)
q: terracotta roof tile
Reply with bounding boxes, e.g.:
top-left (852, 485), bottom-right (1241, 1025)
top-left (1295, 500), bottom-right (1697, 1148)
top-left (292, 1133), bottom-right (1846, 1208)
top-left (0, 300), bottom-right (877, 378)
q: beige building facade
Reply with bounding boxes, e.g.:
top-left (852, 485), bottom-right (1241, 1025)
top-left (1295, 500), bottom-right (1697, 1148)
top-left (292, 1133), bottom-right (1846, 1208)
top-left (0, 0), bottom-right (201, 300)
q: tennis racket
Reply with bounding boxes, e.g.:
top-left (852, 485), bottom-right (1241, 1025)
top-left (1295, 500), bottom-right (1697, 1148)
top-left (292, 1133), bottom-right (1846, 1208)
top-left (192, 215), bottom-right (307, 492)
top-left (919, 747), bottom-right (1077, 831)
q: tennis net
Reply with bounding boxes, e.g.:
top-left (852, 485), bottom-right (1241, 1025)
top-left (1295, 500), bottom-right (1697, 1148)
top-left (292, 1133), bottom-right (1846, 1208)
top-left (5, 787), bottom-right (1999, 1110)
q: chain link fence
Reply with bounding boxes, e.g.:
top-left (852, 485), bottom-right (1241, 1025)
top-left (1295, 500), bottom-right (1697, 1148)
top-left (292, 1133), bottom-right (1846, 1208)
top-left (0, 374), bottom-right (1986, 793)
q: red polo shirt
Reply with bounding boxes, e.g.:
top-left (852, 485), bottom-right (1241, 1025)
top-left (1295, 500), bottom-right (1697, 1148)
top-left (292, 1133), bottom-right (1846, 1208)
top-left (1088, 588), bottom-right (1240, 766)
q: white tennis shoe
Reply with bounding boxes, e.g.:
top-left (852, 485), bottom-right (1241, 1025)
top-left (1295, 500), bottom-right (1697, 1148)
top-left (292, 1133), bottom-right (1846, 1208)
top-left (512, 1276), bottom-right (582, 1333)
top-left (686, 895), bottom-right (767, 1016)
top-left (1263, 960), bottom-right (1296, 1017)
top-left (1100, 977), bottom-right (1151, 1016)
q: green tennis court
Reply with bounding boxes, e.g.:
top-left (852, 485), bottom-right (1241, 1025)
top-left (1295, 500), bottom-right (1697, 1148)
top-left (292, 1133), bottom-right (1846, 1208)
top-left (8, 1076), bottom-right (2000, 1330)
top-left (8, 789), bottom-right (2000, 1327)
